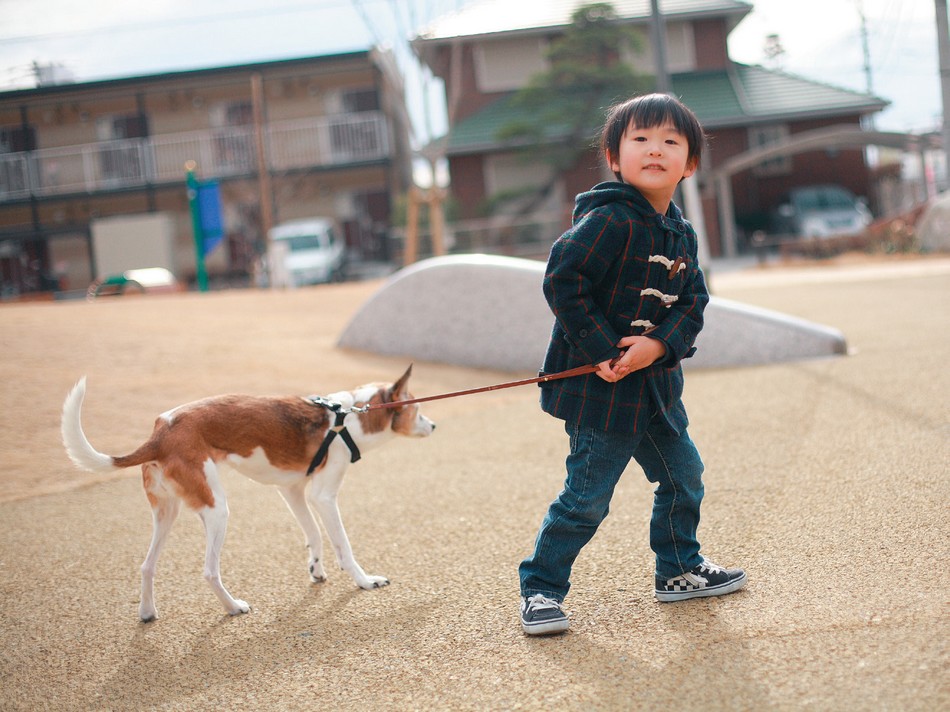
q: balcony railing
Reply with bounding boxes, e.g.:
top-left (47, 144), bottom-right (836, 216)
top-left (0, 111), bottom-right (391, 202)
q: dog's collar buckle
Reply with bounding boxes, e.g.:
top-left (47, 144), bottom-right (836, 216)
top-left (306, 397), bottom-right (361, 474)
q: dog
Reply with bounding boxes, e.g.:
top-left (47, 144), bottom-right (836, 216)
top-left (61, 366), bottom-right (434, 622)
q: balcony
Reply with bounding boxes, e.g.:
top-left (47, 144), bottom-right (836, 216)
top-left (0, 111), bottom-right (391, 202)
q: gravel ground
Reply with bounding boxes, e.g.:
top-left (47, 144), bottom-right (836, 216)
top-left (0, 256), bottom-right (947, 711)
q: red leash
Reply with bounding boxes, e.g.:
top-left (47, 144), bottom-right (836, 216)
top-left (357, 363), bottom-right (600, 412)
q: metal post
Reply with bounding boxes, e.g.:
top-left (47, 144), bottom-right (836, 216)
top-left (650, 0), bottom-right (671, 93)
top-left (186, 160), bottom-right (208, 292)
top-left (251, 73), bottom-right (276, 286)
top-left (935, 0), bottom-right (950, 187)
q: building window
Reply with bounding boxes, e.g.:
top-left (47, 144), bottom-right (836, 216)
top-left (474, 37), bottom-right (549, 92)
top-left (749, 124), bottom-right (792, 176)
top-left (0, 126), bottom-right (36, 153)
top-left (0, 126), bottom-right (36, 197)
top-left (624, 21), bottom-right (696, 74)
top-left (329, 116), bottom-right (384, 161)
top-left (210, 101), bottom-right (254, 174)
top-left (96, 114), bottom-right (148, 183)
top-left (342, 88), bottom-right (379, 113)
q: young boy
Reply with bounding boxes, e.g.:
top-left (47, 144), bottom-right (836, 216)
top-left (519, 93), bottom-right (746, 636)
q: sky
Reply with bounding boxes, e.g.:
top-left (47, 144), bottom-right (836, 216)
top-left (0, 0), bottom-right (943, 147)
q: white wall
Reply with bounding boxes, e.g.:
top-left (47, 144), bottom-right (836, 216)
top-left (91, 212), bottom-right (176, 277)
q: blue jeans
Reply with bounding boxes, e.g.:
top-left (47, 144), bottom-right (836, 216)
top-left (519, 418), bottom-right (705, 601)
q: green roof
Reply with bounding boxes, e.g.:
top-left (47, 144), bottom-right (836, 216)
top-left (444, 63), bottom-right (889, 155)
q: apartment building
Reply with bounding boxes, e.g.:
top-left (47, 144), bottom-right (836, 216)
top-left (0, 49), bottom-right (413, 296)
top-left (412, 0), bottom-right (888, 256)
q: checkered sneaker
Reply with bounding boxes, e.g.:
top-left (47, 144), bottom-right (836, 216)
top-left (520, 594), bottom-right (570, 635)
top-left (655, 557), bottom-right (747, 602)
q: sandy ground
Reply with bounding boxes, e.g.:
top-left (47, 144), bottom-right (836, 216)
top-left (0, 256), bottom-right (947, 711)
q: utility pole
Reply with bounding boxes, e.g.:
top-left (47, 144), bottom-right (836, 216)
top-left (936, 0), bottom-right (950, 180)
top-left (649, 0), bottom-right (670, 93)
top-left (250, 73), bottom-right (276, 286)
top-left (857, 1), bottom-right (873, 96)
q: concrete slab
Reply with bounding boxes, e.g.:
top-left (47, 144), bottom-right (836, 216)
top-left (338, 254), bottom-right (847, 371)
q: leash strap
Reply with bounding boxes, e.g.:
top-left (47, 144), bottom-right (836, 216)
top-left (304, 363), bottom-right (599, 472)
top-left (306, 398), bottom-right (361, 475)
top-left (358, 362), bottom-right (600, 412)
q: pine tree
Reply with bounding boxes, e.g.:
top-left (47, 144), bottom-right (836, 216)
top-left (490, 2), bottom-right (650, 216)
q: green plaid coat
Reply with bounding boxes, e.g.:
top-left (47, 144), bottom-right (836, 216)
top-left (539, 181), bottom-right (709, 434)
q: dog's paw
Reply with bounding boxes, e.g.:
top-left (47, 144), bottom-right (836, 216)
top-left (309, 560), bottom-right (327, 583)
top-left (358, 575), bottom-right (390, 590)
top-left (228, 599), bottom-right (251, 616)
top-left (139, 605), bottom-right (158, 623)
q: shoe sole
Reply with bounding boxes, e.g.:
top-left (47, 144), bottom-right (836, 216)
top-left (521, 618), bottom-right (570, 635)
top-left (655, 572), bottom-right (747, 602)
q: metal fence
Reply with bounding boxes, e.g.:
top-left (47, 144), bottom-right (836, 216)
top-left (0, 111), bottom-right (391, 202)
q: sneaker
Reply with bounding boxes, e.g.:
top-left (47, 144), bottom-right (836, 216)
top-left (655, 557), bottom-right (747, 602)
top-left (520, 594), bottom-right (570, 635)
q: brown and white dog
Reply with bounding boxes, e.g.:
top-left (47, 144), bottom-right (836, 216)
top-left (61, 366), bottom-right (434, 622)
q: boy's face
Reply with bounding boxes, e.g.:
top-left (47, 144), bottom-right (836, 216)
top-left (607, 121), bottom-right (698, 212)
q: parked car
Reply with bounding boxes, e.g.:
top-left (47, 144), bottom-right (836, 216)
top-left (267, 218), bottom-right (346, 287)
top-left (769, 185), bottom-right (872, 239)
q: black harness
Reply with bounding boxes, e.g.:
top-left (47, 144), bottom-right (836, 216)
top-left (306, 396), bottom-right (361, 475)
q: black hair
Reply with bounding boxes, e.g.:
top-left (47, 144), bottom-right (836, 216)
top-left (600, 93), bottom-right (706, 180)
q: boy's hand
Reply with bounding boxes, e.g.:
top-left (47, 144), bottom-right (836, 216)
top-left (596, 336), bottom-right (666, 382)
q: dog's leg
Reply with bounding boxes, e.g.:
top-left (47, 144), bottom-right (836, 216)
top-left (277, 482), bottom-right (327, 583)
top-left (309, 462), bottom-right (389, 590)
top-left (195, 460), bottom-right (250, 616)
top-left (140, 464), bottom-right (180, 622)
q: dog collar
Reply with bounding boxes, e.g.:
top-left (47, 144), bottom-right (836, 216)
top-left (305, 397), bottom-right (361, 474)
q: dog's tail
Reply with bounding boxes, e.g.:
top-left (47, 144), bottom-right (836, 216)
top-left (61, 377), bottom-right (122, 473)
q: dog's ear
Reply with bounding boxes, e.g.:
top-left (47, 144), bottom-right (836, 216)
top-left (391, 364), bottom-right (413, 400)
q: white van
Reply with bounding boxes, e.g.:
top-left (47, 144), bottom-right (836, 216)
top-left (267, 218), bottom-right (346, 287)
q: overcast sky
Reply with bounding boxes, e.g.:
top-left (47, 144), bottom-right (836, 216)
top-left (0, 0), bottom-right (942, 143)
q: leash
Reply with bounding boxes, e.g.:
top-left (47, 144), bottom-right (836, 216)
top-left (354, 363), bottom-right (600, 413)
top-left (305, 363), bottom-right (598, 474)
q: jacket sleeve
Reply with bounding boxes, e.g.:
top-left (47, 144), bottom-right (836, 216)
top-left (647, 228), bottom-right (709, 366)
top-left (543, 209), bottom-right (625, 366)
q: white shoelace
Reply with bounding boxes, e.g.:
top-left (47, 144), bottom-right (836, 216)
top-left (698, 558), bottom-right (724, 574)
top-left (525, 594), bottom-right (562, 612)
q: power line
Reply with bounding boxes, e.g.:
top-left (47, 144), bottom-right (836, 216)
top-left (0, 0), bottom-right (361, 44)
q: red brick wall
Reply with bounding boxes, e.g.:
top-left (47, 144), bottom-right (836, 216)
top-left (447, 155), bottom-right (487, 219)
top-left (692, 19), bottom-right (730, 69)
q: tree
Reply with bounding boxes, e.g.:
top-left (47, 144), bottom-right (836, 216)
top-left (490, 2), bottom-right (651, 216)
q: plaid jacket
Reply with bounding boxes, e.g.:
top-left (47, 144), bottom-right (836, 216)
top-left (539, 181), bottom-right (709, 434)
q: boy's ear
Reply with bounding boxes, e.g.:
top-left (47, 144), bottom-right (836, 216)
top-left (605, 148), bottom-right (619, 173)
top-left (682, 157), bottom-right (699, 179)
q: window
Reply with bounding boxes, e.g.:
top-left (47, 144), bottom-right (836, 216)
top-left (623, 22), bottom-right (696, 73)
top-left (329, 114), bottom-right (386, 162)
top-left (210, 101), bottom-right (254, 174)
top-left (0, 126), bottom-right (36, 153)
top-left (0, 126), bottom-right (35, 196)
top-left (475, 37), bottom-right (549, 92)
top-left (342, 89), bottom-right (379, 113)
top-left (96, 114), bottom-right (148, 183)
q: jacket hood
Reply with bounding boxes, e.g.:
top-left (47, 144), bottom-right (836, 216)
top-left (573, 181), bottom-right (689, 235)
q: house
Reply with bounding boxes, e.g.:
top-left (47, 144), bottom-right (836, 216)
top-left (0, 50), bottom-right (413, 296)
top-left (411, 0), bottom-right (890, 257)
